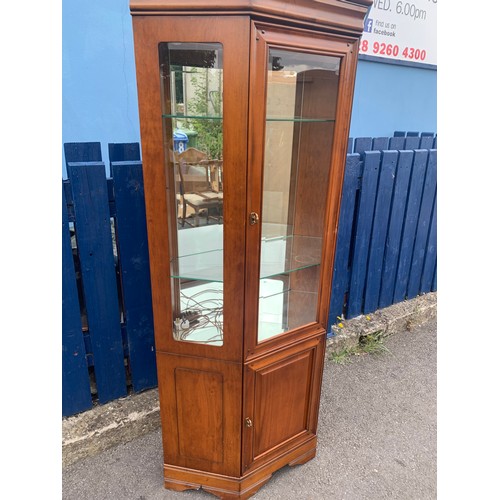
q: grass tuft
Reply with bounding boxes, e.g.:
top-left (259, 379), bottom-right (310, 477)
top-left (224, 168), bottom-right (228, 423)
top-left (329, 330), bottom-right (391, 364)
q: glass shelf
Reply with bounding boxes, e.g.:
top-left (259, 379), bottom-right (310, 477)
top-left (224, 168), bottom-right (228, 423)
top-left (266, 117), bottom-right (335, 123)
top-left (260, 234), bottom-right (322, 278)
top-left (171, 249), bottom-right (224, 282)
top-left (170, 234), bottom-right (322, 282)
top-left (163, 114), bottom-right (222, 120)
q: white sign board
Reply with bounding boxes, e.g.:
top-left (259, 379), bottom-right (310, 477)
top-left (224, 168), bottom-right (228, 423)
top-left (359, 0), bottom-right (437, 66)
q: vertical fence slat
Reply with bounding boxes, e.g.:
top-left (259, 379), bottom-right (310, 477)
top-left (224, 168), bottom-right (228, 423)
top-left (328, 154), bottom-right (362, 328)
top-left (420, 188), bottom-right (437, 293)
top-left (432, 261), bottom-right (437, 292)
top-left (389, 136), bottom-right (405, 150)
top-left (372, 137), bottom-right (389, 151)
top-left (354, 137), bottom-right (373, 153)
top-left (108, 142), bottom-right (141, 162)
top-left (64, 142), bottom-right (102, 165)
top-left (347, 137), bottom-right (353, 154)
top-left (393, 150), bottom-right (429, 303)
top-left (407, 150), bottom-right (437, 298)
top-left (62, 184), bottom-right (92, 416)
top-left (67, 162), bottom-right (128, 404)
top-left (394, 131), bottom-right (406, 137)
top-left (112, 161), bottom-right (157, 391)
top-left (363, 150), bottom-right (398, 314)
top-left (404, 136), bottom-right (420, 150)
top-left (108, 143), bottom-right (141, 177)
top-left (406, 131), bottom-right (419, 137)
top-left (419, 136), bottom-right (434, 149)
top-left (347, 151), bottom-right (381, 318)
top-left (378, 150), bottom-right (414, 308)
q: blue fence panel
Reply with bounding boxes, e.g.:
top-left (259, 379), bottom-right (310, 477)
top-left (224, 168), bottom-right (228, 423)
top-left (372, 137), bottom-right (389, 151)
top-left (363, 150), bottom-right (398, 313)
top-left (112, 160), bottom-right (157, 392)
top-left (108, 142), bottom-right (141, 176)
top-left (108, 142), bottom-right (141, 163)
top-left (354, 137), bottom-right (373, 154)
top-left (378, 150), bottom-right (414, 309)
top-left (329, 135), bottom-right (436, 325)
top-left (347, 151), bottom-right (381, 318)
top-left (420, 187), bottom-right (437, 294)
top-left (67, 161), bottom-right (128, 404)
top-left (62, 184), bottom-right (92, 417)
top-left (407, 150), bottom-right (437, 298)
top-left (393, 150), bottom-right (429, 303)
top-left (64, 142), bottom-right (102, 165)
top-left (419, 136), bottom-right (434, 149)
top-left (404, 136), bottom-right (420, 150)
top-left (61, 136), bottom-right (438, 416)
top-left (389, 136), bottom-right (405, 150)
top-left (328, 153), bottom-right (362, 329)
top-left (432, 261), bottom-right (437, 292)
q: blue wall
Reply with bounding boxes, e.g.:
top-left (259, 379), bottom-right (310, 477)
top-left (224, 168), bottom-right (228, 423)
top-left (350, 58), bottom-right (437, 138)
top-left (62, 0), bottom-right (436, 175)
top-left (62, 0), bottom-right (139, 175)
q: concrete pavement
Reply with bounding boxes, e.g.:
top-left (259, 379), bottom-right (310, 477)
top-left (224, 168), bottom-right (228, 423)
top-left (62, 315), bottom-right (436, 500)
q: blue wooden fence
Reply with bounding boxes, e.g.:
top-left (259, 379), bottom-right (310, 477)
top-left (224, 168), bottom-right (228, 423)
top-left (62, 133), bottom-right (437, 416)
top-left (62, 142), bottom-right (156, 416)
top-left (328, 133), bottom-right (437, 329)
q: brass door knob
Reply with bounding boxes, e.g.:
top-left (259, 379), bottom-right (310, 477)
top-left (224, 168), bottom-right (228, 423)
top-left (245, 417), bottom-right (253, 428)
top-left (249, 212), bottom-right (259, 225)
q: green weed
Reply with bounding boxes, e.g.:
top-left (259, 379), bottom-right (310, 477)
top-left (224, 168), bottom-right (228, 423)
top-left (358, 330), bottom-right (391, 355)
top-left (329, 330), bottom-right (391, 364)
top-left (329, 346), bottom-right (357, 365)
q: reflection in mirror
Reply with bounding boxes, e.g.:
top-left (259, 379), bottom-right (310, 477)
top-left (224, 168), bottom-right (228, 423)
top-left (258, 48), bottom-right (341, 343)
top-left (159, 42), bottom-right (224, 345)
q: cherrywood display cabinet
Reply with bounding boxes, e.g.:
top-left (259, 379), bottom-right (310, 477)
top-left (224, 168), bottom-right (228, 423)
top-left (130, 1), bottom-right (372, 498)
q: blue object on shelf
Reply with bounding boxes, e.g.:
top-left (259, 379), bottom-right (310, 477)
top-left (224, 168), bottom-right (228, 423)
top-left (173, 131), bottom-right (189, 153)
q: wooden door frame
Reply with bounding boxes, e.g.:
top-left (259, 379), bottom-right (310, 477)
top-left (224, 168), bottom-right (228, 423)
top-left (132, 15), bottom-right (251, 362)
top-left (244, 21), bottom-right (360, 361)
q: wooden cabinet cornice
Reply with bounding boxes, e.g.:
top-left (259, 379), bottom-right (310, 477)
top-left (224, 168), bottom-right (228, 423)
top-left (130, 1), bottom-right (372, 498)
top-left (130, 0), bottom-right (371, 35)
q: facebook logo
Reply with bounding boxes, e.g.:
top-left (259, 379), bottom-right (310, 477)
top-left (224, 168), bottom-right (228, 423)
top-left (364, 18), bottom-right (373, 33)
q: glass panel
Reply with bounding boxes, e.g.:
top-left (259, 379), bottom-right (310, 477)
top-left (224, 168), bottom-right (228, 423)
top-left (257, 48), bottom-right (341, 343)
top-left (159, 43), bottom-right (224, 345)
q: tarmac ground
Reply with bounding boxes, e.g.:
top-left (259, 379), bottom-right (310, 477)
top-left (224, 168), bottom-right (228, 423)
top-left (62, 316), bottom-right (437, 500)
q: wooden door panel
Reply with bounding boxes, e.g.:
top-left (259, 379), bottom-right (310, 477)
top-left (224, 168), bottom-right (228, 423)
top-left (175, 368), bottom-right (224, 463)
top-left (157, 352), bottom-right (242, 477)
top-left (254, 351), bottom-right (312, 456)
top-left (242, 334), bottom-right (325, 472)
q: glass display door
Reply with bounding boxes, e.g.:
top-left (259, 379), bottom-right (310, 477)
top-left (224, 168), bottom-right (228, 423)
top-left (136, 15), bottom-right (250, 362)
top-left (160, 42), bottom-right (225, 346)
top-left (258, 47), bottom-right (340, 342)
top-left (245, 25), bottom-right (345, 351)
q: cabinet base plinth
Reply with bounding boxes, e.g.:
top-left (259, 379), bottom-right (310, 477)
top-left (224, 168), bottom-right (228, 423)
top-left (164, 437), bottom-right (317, 499)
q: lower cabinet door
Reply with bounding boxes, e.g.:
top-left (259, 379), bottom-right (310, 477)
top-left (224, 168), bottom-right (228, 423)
top-left (242, 334), bottom-right (326, 473)
top-left (156, 352), bottom-right (243, 477)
